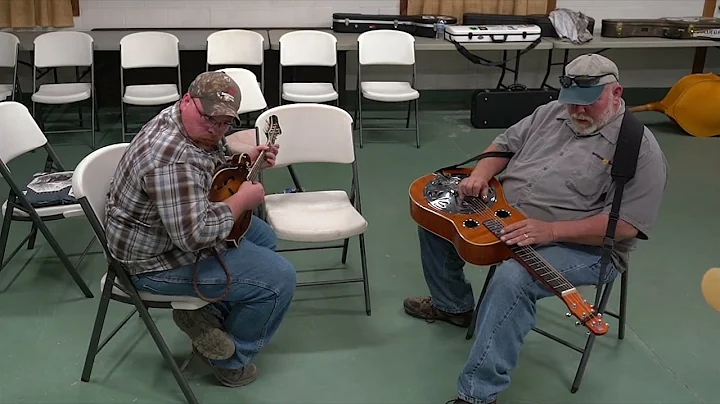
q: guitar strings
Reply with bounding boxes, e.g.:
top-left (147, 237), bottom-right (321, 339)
top-left (442, 185), bottom-right (597, 324)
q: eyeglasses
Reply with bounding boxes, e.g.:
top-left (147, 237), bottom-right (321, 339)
top-left (559, 73), bottom-right (616, 88)
top-left (191, 98), bottom-right (231, 129)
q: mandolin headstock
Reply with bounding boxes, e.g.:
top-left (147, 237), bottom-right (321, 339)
top-left (264, 114), bottom-right (281, 144)
top-left (561, 290), bottom-right (609, 336)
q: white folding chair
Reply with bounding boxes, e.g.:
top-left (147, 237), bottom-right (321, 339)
top-left (119, 32), bottom-right (181, 142)
top-left (206, 29), bottom-right (265, 92)
top-left (0, 32), bottom-right (19, 102)
top-left (254, 104), bottom-right (371, 315)
top-left (356, 30), bottom-right (420, 148)
top-left (0, 101), bottom-right (93, 298)
top-left (279, 30), bottom-right (338, 105)
top-left (31, 31), bottom-right (98, 149)
top-left (73, 143), bottom-right (205, 404)
top-left (218, 67), bottom-right (267, 129)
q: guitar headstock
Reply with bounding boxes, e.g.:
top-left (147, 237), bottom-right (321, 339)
top-left (263, 114), bottom-right (281, 144)
top-left (561, 291), bottom-right (609, 336)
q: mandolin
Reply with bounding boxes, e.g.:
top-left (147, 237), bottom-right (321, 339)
top-left (210, 114), bottom-right (281, 247)
top-left (628, 72), bottom-right (720, 138)
top-left (409, 168), bottom-right (609, 336)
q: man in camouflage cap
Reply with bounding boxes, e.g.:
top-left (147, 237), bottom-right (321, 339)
top-left (104, 70), bottom-right (294, 388)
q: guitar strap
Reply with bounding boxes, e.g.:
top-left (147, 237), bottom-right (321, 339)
top-left (435, 109), bottom-right (644, 308)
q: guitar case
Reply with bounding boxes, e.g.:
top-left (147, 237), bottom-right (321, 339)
top-left (601, 17), bottom-right (720, 40)
top-left (332, 13), bottom-right (458, 38)
top-left (470, 88), bottom-right (559, 129)
top-left (462, 13), bottom-right (595, 37)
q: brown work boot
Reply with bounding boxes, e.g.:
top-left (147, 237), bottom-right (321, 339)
top-left (403, 296), bottom-right (473, 328)
top-left (173, 309), bottom-right (235, 360)
top-left (194, 347), bottom-right (257, 387)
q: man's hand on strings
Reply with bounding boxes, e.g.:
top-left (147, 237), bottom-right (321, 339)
top-left (459, 173), bottom-right (489, 199)
top-left (500, 219), bottom-right (556, 247)
top-left (249, 144), bottom-right (280, 168)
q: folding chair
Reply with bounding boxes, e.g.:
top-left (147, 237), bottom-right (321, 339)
top-left (356, 30), bottom-right (420, 148)
top-left (120, 32), bottom-right (181, 142)
top-left (0, 101), bottom-right (93, 298)
top-left (218, 67), bottom-right (267, 130)
top-left (278, 30), bottom-right (339, 105)
top-left (206, 29), bottom-right (265, 92)
top-left (31, 31), bottom-right (99, 149)
top-left (73, 143), bottom-right (206, 404)
top-left (0, 32), bottom-right (20, 102)
top-left (465, 264), bottom-right (628, 393)
top-left (254, 104), bottom-right (371, 315)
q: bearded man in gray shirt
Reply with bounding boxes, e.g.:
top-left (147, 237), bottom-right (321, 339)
top-left (403, 54), bottom-right (668, 404)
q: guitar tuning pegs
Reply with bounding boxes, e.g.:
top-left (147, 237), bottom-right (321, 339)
top-left (575, 321), bottom-right (581, 326)
top-left (565, 312), bottom-right (571, 317)
top-left (605, 323), bottom-right (609, 327)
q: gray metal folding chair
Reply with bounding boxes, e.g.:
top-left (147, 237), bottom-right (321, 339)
top-left (72, 143), bottom-right (206, 404)
top-left (466, 264), bottom-right (628, 393)
top-left (0, 101), bottom-right (93, 297)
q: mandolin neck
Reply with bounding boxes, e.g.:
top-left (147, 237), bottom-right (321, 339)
top-left (482, 218), bottom-right (575, 295)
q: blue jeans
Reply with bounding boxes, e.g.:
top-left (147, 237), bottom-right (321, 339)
top-left (132, 216), bottom-right (296, 370)
top-left (418, 227), bottom-right (618, 404)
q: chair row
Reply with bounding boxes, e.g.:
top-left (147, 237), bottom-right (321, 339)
top-left (0, 28), bottom-right (421, 148)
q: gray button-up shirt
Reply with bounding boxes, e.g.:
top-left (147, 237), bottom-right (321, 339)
top-left (492, 100), bottom-right (668, 272)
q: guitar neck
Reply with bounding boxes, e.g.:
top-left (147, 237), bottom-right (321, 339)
top-left (482, 218), bottom-right (575, 295)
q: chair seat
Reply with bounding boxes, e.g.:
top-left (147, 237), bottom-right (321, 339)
top-left (1, 199), bottom-right (84, 219)
top-left (0, 84), bottom-right (12, 100)
top-left (282, 83), bottom-right (338, 103)
top-left (32, 83), bottom-right (92, 104)
top-left (360, 81), bottom-right (419, 102)
top-left (123, 84), bottom-right (180, 106)
top-left (101, 273), bottom-right (208, 311)
top-left (264, 190), bottom-right (368, 243)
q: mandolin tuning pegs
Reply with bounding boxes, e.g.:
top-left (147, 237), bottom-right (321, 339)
top-left (565, 312), bottom-right (571, 317)
top-left (575, 321), bottom-right (581, 326)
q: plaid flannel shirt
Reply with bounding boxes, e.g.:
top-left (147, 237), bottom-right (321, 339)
top-left (104, 102), bottom-right (234, 275)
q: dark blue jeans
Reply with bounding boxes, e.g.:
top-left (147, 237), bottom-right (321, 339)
top-left (418, 227), bottom-right (618, 404)
top-left (133, 216), bottom-right (296, 370)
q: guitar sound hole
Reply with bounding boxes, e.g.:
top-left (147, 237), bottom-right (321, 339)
top-left (495, 209), bottom-right (510, 219)
top-left (462, 219), bottom-right (479, 229)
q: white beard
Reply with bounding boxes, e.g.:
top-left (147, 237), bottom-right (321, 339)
top-left (568, 100), bottom-right (620, 135)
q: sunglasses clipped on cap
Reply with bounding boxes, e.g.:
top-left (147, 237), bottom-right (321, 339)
top-left (559, 73), bottom-right (616, 88)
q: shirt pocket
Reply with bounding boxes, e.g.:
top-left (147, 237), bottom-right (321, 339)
top-left (565, 153), bottom-right (612, 201)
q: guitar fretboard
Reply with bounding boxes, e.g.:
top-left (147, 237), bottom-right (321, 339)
top-left (482, 218), bottom-right (574, 293)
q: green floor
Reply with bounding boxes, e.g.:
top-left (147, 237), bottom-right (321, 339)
top-left (1, 102), bottom-right (719, 404)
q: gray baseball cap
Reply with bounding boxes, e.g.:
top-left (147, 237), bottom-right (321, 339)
top-left (558, 54), bottom-right (619, 106)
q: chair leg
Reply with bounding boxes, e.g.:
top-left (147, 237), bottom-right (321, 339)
top-left (618, 270), bottom-right (628, 340)
top-left (0, 205), bottom-right (13, 270)
top-left (120, 102), bottom-right (127, 142)
top-left (125, 279), bottom-right (200, 404)
top-left (466, 265), bottom-right (496, 340)
top-left (26, 223), bottom-right (38, 250)
top-left (405, 101), bottom-right (412, 128)
top-left (341, 238), bottom-right (350, 263)
top-left (358, 233), bottom-right (371, 316)
top-left (357, 92), bottom-right (363, 148)
top-left (81, 270), bottom-right (115, 382)
top-left (414, 98), bottom-right (420, 148)
top-left (30, 215), bottom-right (94, 298)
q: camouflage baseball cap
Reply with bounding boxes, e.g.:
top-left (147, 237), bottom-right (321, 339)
top-left (187, 71), bottom-right (241, 117)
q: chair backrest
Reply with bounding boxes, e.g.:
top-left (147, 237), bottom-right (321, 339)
top-left (254, 104), bottom-right (355, 167)
top-left (218, 68), bottom-right (267, 114)
top-left (0, 101), bottom-right (48, 164)
top-left (358, 30), bottom-right (415, 66)
top-left (207, 30), bottom-right (264, 66)
top-left (34, 31), bottom-right (94, 68)
top-left (0, 32), bottom-right (19, 68)
top-left (72, 143), bottom-right (129, 229)
top-left (120, 32), bottom-right (179, 69)
top-left (279, 30), bottom-right (337, 67)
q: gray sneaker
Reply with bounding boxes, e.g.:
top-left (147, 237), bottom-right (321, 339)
top-left (193, 347), bottom-right (257, 387)
top-left (172, 309), bottom-right (235, 360)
